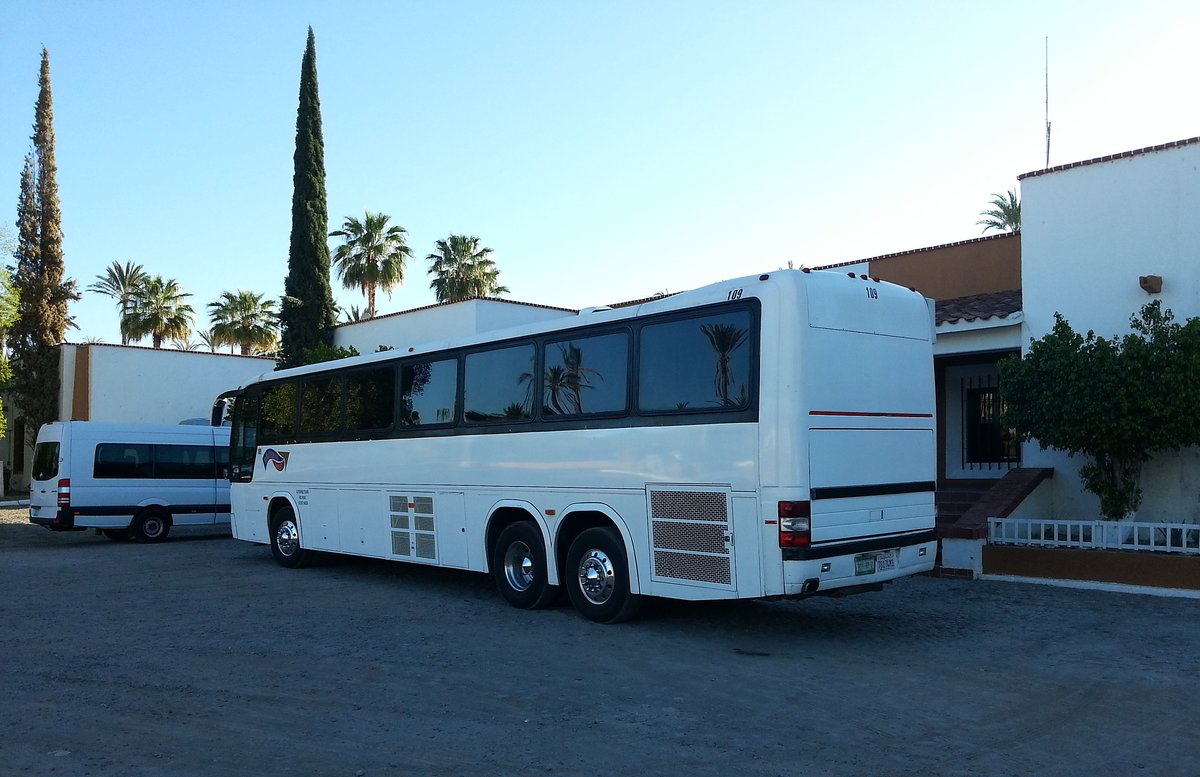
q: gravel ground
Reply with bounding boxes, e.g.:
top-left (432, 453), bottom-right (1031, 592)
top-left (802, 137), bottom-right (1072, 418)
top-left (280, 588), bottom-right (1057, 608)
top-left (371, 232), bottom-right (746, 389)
top-left (2, 516), bottom-right (1198, 777)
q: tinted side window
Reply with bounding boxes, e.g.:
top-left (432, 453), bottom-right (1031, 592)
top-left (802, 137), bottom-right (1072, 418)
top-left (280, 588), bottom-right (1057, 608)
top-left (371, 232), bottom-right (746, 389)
top-left (300, 377), bottom-right (342, 434)
top-left (543, 332), bottom-right (629, 417)
top-left (464, 345), bottom-right (535, 423)
top-left (32, 442), bottom-right (59, 482)
top-left (346, 367), bottom-right (396, 431)
top-left (401, 359), bottom-right (457, 426)
top-left (260, 382), bottom-right (297, 442)
top-left (639, 310), bottom-right (753, 413)
top-left (230, 391), bottom-right (260, 479)
top-left (94, 443), bottom-right (154, 479)
top-left (154, 444), bottom-right (216, 479)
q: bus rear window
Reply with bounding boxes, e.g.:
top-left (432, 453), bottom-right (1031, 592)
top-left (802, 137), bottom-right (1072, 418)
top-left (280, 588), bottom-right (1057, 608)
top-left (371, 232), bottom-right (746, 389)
top-left (32, 442), bottom-right (59, 482)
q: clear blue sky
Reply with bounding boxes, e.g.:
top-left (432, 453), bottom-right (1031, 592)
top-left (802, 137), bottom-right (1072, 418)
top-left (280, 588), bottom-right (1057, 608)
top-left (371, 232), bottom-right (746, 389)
top-left (2, 0), bottom-right (1198, 345)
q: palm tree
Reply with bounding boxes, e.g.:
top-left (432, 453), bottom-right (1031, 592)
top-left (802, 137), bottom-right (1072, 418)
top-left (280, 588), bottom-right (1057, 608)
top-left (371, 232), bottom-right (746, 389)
top-left (700, 323), bottom-right (748, 406)
top-left (87, 260), bottom-right (147, 345)
top-left (171, 338), bottom-right (202, 351)
top-left (196, 329), bottom-right (220, 353)
top-left (329, 211), bottom-right (410, 319)
top-left (977, 190), bottom-right (1021, 234)
top-left (124, 275), bottom-right (195, 349)
top-left (339, 304), bottom-right (369, 323)
top-left (559, 343), bottom-right (602, 414)
top-left (208, 290), bottom-right (279, 356)
top-left (427, 235), bottom-right (510, 302)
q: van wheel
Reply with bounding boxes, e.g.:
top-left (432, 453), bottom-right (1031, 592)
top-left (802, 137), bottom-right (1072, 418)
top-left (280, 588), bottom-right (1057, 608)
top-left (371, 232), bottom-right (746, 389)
top-left (131, 509), bottom-right (171, 543)
top-left (271, 506), bottom-right (315, 569)
top-left (565, 527), bottom-right (642, 624)
top-left (492, 522), bottom-right (558, 609)
top-left (102, 529), bottom-right (131, 541)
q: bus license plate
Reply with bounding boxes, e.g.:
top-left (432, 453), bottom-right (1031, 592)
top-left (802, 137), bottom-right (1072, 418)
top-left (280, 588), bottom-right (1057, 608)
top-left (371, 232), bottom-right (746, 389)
top-left (854, 549), bottom-right (898, 576)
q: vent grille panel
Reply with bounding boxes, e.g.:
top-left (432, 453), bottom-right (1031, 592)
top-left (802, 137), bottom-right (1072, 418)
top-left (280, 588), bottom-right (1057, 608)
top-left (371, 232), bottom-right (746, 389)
top-left (391, 531), bottom-right (411, 556)
top-left (653, 550), bottom-right (731, 585)
top-left (650, 491), bottom-right (728, 522)
top-left (652, 520), bottom-right (728, 554)
top-left (648, 487), bottom-right (735, 590)
top-left (415, 535), bottom-right (437, 559)
top-left (390, 492), bottom-right (437, 561)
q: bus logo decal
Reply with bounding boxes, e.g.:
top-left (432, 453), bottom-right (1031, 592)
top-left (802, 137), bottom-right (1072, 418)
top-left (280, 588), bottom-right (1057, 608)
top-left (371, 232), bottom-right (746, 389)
top-left (262, 449), bottom-right (289, 472)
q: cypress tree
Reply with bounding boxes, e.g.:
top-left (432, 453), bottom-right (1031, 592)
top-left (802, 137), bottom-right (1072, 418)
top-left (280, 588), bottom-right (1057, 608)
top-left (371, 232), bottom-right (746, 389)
top-left (278, 27), bottom-right (337, 368)
top-left (9, 49), bottom-right (77, 444)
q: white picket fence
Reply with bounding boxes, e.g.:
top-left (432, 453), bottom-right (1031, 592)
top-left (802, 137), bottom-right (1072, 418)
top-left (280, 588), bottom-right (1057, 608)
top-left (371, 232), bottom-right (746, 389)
top-left (988, 517), bottom-right (1200, 555)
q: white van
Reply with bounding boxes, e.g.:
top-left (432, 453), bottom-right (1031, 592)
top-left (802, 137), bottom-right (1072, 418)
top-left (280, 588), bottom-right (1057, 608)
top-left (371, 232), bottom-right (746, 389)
top-left (29, 421), bottom-right (231, 542)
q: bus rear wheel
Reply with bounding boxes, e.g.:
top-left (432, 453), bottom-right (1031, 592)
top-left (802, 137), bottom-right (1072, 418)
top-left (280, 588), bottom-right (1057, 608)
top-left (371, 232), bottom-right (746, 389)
top-left (492, 522), bottom-right (558, 609)
top-left (131, 509), bottom-right (171, 543)
top-left (270, 506), bottom-right (315, 569)
top-left (565, 527), bottom-right (642, 624)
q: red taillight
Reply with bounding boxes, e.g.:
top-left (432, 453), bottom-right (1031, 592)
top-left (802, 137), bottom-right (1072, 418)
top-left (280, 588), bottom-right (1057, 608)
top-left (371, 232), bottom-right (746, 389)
top-left (57, 478), bottom-right (71, 508)
top-left (778, 501), bottom-right (811, 548)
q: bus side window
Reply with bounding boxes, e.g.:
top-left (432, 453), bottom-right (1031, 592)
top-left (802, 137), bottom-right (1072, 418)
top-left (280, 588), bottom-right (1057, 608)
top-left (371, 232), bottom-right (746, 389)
top-left (346, 366), bottom-right (396, 431)
top-left (400, 359), bottom-right (456, 427)
top-left (638, 310), bottom-right (753, 413)
top-left (464, 345), bottom-right (536, 423)
top-left (260, 383), bottom-right (297, 443)
top-left (542, 332), bottom-right (629, 417)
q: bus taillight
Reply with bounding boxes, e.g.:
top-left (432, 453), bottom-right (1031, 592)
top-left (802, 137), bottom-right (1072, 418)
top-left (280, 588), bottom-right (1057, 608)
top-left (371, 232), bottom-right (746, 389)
top-left (778, 501), bottom-right (810, 548)
top-left (57, 478), bottom-right (71, 508)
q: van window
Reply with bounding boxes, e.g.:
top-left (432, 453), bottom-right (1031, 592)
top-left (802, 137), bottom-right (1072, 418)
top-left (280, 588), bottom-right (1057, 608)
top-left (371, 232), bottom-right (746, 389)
top-left (94, 444), bottom-right (154, 479)
top-left (94, 443), bottom-right (222, 479)
top-left (32, 442), bottom-right (59, 481)
top-left (154, 445), bottom-right (218, 479)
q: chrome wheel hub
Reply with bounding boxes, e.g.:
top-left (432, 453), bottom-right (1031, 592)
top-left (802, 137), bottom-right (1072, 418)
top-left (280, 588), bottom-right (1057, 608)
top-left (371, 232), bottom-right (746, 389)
top-left (577, 549), bottom-right (616, 605)
top-left (504, 541), bottom-right (536, 592)
top-left (276, 519), bottom-right (300, 556)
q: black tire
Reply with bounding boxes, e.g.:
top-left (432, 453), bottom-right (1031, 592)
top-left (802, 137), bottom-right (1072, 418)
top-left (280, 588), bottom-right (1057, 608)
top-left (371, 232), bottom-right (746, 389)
top-left (270, 506), bottom-right (315, 569)
top-left (102, 529), bottom-right (131, 541)
top-left (492, 522), bottom-right (559, 609)
top-left (130, 508), bottom-right (171, 543)
top-left (565, 527), bottom-right (642, 624)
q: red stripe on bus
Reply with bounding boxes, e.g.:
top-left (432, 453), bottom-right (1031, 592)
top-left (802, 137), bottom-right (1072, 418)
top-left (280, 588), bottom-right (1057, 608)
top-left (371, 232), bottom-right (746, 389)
top-left (809, 410), bottom-right (933, 418)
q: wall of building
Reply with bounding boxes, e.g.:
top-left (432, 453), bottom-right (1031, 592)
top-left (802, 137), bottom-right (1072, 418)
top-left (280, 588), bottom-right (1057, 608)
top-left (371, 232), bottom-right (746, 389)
top-left (868, 233), bottom-right (1021, 300)
top-left (334, 299), bottom-right (576, 354)
top-left (1019, 140), bottom-right (1200, 521)
top-left (67, 344), bottom-right (273, 424)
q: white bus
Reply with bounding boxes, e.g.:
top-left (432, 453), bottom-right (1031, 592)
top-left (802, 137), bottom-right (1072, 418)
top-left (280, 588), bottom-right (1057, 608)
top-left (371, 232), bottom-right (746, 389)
top-left (218, 269), bottom-right (937, 622)
top-left (29, 421), bottom-right (232, 542)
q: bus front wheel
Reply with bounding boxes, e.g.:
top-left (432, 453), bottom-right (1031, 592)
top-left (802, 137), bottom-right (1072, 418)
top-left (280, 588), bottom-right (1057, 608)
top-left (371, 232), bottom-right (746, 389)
top-left (131, 508), bottom-right (171, 543)
top-left (565, 527), bottom-right (642, 624)
top-left (270, 506), bottom-right (315, 569)
top-left (492, 522), bottom-right (558, 610)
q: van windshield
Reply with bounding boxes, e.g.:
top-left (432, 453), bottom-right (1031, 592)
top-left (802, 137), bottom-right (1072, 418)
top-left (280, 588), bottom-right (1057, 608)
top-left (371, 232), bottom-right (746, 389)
top-left (32, 442), bottom-right (59, 482)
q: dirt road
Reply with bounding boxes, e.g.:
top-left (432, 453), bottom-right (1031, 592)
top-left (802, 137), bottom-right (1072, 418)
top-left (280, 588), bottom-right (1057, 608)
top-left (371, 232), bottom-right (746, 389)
top-left (2, 517), bottom-right (1197, 776)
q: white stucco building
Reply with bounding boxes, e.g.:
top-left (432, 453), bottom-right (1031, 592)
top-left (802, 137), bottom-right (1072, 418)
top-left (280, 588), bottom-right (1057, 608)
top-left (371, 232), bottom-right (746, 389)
top-left (334, 298), bottom-right (575, 354)
top-left (1017, 136), bottom-right (1200, 522)
top-left (2, 344), bottom-right (273, 491)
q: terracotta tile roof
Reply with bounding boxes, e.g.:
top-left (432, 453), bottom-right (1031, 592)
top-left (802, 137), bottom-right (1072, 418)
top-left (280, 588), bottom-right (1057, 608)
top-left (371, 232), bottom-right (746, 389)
top-left (936, 289), bottom-right (1022, 326)
top-left (1019, 136), bottom-right (1200, 180)
top-left (816, 232), bottom-right (1019, 271)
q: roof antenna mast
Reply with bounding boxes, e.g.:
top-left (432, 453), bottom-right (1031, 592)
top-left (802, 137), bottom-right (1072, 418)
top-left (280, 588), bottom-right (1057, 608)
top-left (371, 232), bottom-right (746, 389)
top-left (1044, 36), bottom-right (1052, 168)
